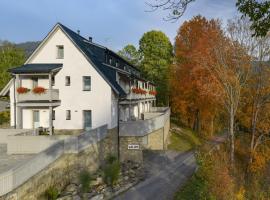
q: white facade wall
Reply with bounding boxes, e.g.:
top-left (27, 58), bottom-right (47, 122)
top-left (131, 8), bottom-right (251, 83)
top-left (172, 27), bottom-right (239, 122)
top-left (9, 27), bottom-right (115, 130)
top-left (21, 78), bottom-right (32, 89)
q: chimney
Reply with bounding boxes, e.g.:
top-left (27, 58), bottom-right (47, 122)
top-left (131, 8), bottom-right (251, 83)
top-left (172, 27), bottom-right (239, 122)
top-left (89, 37), bottom-right (92, 42)
top-left (77, 30), bottom-right (80, 35)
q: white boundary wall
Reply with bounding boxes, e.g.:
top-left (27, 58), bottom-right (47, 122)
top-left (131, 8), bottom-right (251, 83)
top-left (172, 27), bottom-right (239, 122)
top-left (0, 125), bottom-right (108, 197)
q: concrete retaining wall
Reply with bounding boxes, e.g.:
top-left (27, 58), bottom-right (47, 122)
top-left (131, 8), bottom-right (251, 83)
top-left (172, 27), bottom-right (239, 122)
top-left (0, 126), bottom-right (118, 200)
top-left (119, 108), bottom-right (171, 162)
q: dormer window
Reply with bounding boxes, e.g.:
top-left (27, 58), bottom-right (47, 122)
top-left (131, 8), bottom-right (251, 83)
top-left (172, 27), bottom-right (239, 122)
top-left (56, 45), bottom-right (64, 59)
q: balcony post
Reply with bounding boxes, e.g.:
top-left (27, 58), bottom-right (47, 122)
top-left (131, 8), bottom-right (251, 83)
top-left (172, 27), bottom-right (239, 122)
top-left (49, 73), bottom-right (53, 135)
top-left (15, 74), bottom-right (22, 128)
top-left (49, 106), bottom-right (53, 135)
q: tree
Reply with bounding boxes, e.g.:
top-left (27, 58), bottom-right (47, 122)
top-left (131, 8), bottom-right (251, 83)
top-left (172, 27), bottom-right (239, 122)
top-left (118, 44), bottom-right (141, 66)
top-left (236, 0), bottom-right (270, 37)
top-left (139, 30), bottom-right (173, 106)
top-left (204, 27), bottom-right (251, 165)
top-left (227, 16), bottom-right (270, 169)
top-left (146, 0), bottom-right (195, 21)
top-left (0, 41), bottom-right (25, 90)
top-left (171, 16), bottom-right (224, 135)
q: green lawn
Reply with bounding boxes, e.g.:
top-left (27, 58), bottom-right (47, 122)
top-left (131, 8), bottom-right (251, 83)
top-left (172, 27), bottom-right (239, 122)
top-left (168, 127), bottom-right (201, 152)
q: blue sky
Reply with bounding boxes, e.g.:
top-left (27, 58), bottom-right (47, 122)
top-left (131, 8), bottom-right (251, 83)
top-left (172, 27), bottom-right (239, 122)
top-left (0, 0), bottom-right (237, 51)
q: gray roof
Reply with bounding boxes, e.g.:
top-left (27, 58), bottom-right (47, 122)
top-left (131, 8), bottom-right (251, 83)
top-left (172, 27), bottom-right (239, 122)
top-left (9, 64), bottom-right (63, 74)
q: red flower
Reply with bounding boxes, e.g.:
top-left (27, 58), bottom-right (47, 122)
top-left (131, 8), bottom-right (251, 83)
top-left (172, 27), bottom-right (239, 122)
top-left (132, 87), bottom-right (147, 95)
top-left (149, 90), bottom-right (157, 96)
top-left (32, 86), bottom-right (46, 94)
top-left (17, 87), bottom-right (29, 94)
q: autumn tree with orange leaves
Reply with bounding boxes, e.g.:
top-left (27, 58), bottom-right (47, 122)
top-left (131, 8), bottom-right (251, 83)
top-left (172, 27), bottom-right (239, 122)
top-left (171, 16), bottom-right (224, 136)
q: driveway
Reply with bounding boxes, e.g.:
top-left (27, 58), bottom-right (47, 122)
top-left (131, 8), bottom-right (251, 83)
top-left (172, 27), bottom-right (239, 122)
top-left (115, 150), bottom-right (196, 200)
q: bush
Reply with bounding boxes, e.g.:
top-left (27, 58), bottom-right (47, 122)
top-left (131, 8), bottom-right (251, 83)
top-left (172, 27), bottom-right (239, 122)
top-left (0, 111), bottom-right (10, 125)
top-left (175, 146), bottom-right (235, 200)
top-left (79, 170), bottom-right (92, 193)
top-left (103, 155), bottom-right (120, 186)
top-left (45, 186), bottom-right (59, 200)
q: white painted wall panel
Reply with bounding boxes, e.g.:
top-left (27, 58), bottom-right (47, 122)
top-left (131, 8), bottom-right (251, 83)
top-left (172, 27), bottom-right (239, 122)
top-left (28, 27), bottom-right (113, 129)
top-left (21, 79), bottom-right (32, 89)
top-left (38, 78), bottom-right (49, 88)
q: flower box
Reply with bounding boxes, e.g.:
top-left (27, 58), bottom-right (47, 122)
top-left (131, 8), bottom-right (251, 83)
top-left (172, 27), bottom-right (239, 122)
top-left (17, 87), bottom-right (30, 94)
top-left (32, 86), bottom-right (46, 94)
top-left (132, 87), bottom-right (147, 95)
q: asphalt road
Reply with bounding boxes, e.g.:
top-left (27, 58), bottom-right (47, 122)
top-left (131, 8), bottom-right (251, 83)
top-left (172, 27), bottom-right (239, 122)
top-left (114, 150), bottom-right (196, 200)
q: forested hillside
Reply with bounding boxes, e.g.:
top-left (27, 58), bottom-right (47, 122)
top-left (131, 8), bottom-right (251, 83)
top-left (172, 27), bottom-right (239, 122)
top-left (16, 41), bottom-right (40, 57)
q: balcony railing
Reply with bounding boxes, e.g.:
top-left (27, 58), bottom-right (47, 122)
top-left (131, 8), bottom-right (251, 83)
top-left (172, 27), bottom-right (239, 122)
top-left (17, 89), bottom-right (59, 102)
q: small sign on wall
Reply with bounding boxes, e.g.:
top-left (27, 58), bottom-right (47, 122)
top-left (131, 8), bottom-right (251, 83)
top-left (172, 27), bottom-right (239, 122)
top-left (128, 144), bottom-right (140, 150)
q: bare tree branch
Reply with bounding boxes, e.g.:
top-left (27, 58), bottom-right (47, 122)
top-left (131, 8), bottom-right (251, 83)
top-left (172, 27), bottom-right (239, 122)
top-left (146, 0), bottom-right (195, 21)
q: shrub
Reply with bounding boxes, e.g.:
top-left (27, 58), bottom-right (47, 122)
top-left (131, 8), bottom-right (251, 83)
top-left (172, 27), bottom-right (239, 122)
top-left (106, 154), bottom-right (117, 164)
top-left (103, 155), bottom-right (120, 186)
top-left (0, 111), bottom-right (10, 125)
top-left (79, 170), bottom-right (92, 193)
top-left (45, 186), bottom-right (59, 200)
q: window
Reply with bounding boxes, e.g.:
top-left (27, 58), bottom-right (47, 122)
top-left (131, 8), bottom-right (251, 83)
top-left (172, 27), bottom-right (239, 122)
top-left (66, 110), bottom-right (71, 120)
top-left (65, 76), bottom-right (70, 86)
top-left (52, 76), bottom-right (55, 86)
top-left (56, 45), bottom-right (64, 59)
top-left (83, 76), bottom-right (91, 91)
top-left (109, 58), bottom-right (112, 65)
top-left (116, 61), bottom-right (119, 67)
top-left (52, 110), bottom-right (55, 120)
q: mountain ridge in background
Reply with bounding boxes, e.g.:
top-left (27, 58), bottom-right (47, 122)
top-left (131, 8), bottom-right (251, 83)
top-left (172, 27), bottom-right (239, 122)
top-left (16, 41), bottom-right (40, 58)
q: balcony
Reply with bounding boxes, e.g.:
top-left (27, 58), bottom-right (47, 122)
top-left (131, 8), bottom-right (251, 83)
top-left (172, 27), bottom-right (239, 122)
top-left (17, 89), bottom-right (60, 102)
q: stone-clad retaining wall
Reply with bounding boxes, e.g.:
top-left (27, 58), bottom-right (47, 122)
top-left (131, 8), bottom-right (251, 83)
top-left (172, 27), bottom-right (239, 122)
top-left (0, 127), bottom-right (118, 200)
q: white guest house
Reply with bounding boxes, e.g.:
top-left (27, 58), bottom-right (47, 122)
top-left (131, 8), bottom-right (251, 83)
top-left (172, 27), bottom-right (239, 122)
top-left (1, 23), bottom-right (157, 135)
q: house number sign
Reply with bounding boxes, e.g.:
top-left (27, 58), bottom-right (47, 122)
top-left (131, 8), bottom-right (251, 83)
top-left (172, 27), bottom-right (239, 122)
top-left (128, 144), bottom-right (140, 150)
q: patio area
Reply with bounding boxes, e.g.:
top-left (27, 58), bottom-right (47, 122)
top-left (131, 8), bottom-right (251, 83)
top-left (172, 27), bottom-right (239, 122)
top-left (0, 144), bottom-right (34, 173)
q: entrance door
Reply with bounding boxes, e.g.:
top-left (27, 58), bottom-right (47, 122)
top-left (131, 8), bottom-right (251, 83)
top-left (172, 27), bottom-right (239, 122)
top-left (33, 110), bottom-right (40, 128)
top-left (83, 110), bottom-right (92, 131)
